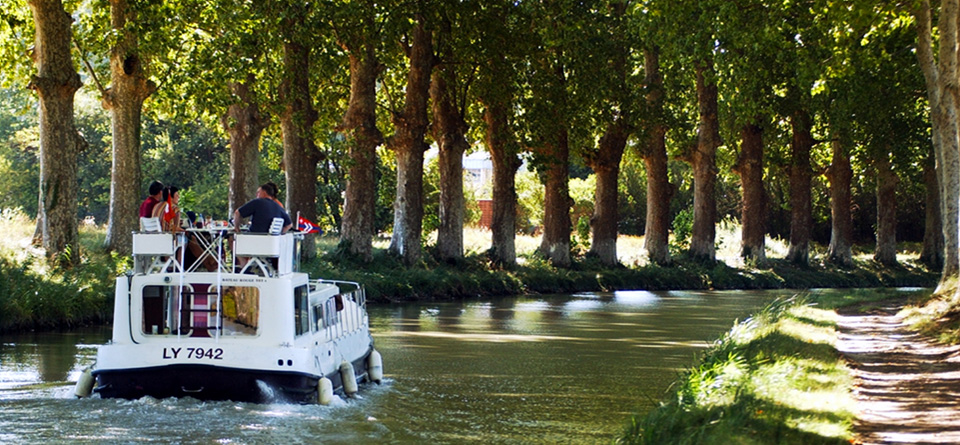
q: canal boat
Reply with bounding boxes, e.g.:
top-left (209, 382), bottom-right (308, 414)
top-left (75, 219), bottom-right (382, 404)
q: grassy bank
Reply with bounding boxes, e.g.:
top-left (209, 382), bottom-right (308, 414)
top-left (0, 210), bottom-right (127, 333)
top-left (615, 289), bottom-right (924, 444)
top-left (902, 278), bottom-right (960, 343)
top-left (0, 210), bottom-right (939, 332)
top-left (305, 233), bottom-right (937, 302)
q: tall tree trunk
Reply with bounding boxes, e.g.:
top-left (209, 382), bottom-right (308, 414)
top-left (28, 0), bottom-right (83, 264)
top-left (430, 70), bottom-right (468, 262)
top-left (914, 0), bottom-right (959, 286)
top-left (641, 47), bottom-right (672, 265)
top-left (733, 122), bottom-right (765, 263)
top-left (587, 122), bottom-right (627, 265)
top-left (874, 155), bottom-right (899, 266)
top-left (538, 135), bottom-right (572, 267)
top-left (223, 76), bottom-right (268, 217)
top-left (338, 15), bottom-right (383, 262)
top-left (280, 35), bottom-right (320, 258)
top-left (387, 20), bottom-right (434, 266)
top-left (921, 155), bottom-right (944, 269)
top-left (689, 62), bottom-right (719, 262)
top-left (103, 0), bottom-right (155, 256)
top-left (483, 96), bottom-right (520, 266)
top-left (786, 109), bottom-right (814, 264)
top-left (826, 140), bottom-right (854, 267)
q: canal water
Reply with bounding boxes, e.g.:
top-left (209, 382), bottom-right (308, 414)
top-left (1, 289), bottom-right (811, 443)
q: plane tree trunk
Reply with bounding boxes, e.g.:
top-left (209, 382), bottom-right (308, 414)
top-left (483, 96), bottom-right (520, 267)
top-left (103, 0), bottom-right (155, 256)
top-left (920, 155), bottom-right (944, 270)
top-left (280, 33), bottom-right (320, 258)
top-left (28, 0), bottom-right (84, 264)
top-left (387, 20), bottom-right (434, 266)
top-left (430, 70), bottom-right (468, 262)
top-left (587, 122), bottom-right (627, 265)
top-left (224, 76), bottom-right (268, 217)
top-left (337, 15), bottom-right (383, 262)
top-left (641, 47), bottom-right (673, 265)
top-left (914, 1), bottom-right (960, 286)
top-left (826, 139), bottom-right (854, 267)
top-left (733, 123), bottom-right (765, 263)
top-left (786, 110), bottom-right (814, 264)
top-left (874, 155), bottom-right (899, 266)
top-left (689, 62), bottom-right (720, 262)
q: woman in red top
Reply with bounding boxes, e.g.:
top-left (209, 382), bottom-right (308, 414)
top-left (151, 186), bottom-right (181, 232)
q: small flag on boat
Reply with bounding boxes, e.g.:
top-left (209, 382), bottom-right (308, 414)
top-left (298, 216), bottom-right (321, 234)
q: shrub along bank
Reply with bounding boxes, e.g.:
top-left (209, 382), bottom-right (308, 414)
top-left (0, 229), bottom-right (939, 333)
top-left (305, 248), bottom-right (938, 303)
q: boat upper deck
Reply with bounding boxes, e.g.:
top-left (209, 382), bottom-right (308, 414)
top-left (132, 227), bottom-right (303, 278)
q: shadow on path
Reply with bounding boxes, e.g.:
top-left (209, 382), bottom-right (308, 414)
top-left (838, 302), bottom-right (960, 444)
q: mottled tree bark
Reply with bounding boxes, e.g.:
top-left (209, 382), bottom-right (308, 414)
top-left (338, 33), bottom-right (383, 262)
top-left (874, 155), bottom-right (899, 266)
top-left (537, 135), bottom-right (572, 268)
top-left (28, 0), bottom-right (83, 264)
top-left (641, 47), bottom-right (672, 265)
top-left (733, 123), bottom-right (765, 263)
top-left (223, 76), bottom-right (268, 217)
top-left (689, 62), bottom-right (720, 262)
top-left (430, 70), bottom-right (468, 262)
top-left (280, 33), bottom-right (320, 258)
top-left (585, 1), bottom-right (629, 267)
top-left (786, 110), bottom-right (814, 264)
top-left (103, 0), bottom-right (155, 256)
top-left (920, 155), bottom-right (944, 270)
top-left (587, 122), bottom-right (627, 265)
top-left (387, 21), bottom-right (434, 266)
top-left (483, 97), bottom-right (520, 267)
top-left (531, 56), bottom-right (572, 268)
top-left (826, 140), bottom-right (854, 267)
top-left (914, 0), bottom-right (959, 286)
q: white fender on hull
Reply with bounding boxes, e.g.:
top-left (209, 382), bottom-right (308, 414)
top-left (317, 377), bottom-right (334, 405)
top-left (340, 361), bottom-right (358, 396)
top-left (367, 349), bottom-right (383, 384)
top-left (74, 367), bottom-right (95, 398)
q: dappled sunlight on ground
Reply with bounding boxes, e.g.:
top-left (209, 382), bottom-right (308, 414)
top-left (838, 301), bottom-right (960, 444)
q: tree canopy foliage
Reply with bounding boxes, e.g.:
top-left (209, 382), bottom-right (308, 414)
top-left (0, 0), bottom-right (943, 276)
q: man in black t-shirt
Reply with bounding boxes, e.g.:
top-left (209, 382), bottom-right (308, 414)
top-left (234, 184), bottom-right (292, 233)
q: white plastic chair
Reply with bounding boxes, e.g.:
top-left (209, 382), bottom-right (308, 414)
top-left (140, 217), bottom-right (162, 232)
top-left (268, 217), bottom-right (284, 235)
top-left (237, 218), bottom-right (286, 276)
top-left (134, 217), bottom-right (180, 273)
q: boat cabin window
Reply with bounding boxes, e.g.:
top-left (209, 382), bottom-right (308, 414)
top-left (313, 296), bottom-right (341, 332)
top-left (141, 284), bottom-right (260, 337)
top-left (294, 285), bottom-right (309, 336)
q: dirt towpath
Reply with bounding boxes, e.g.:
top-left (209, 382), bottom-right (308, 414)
top-left (837, 300), bottom-right (960, 444)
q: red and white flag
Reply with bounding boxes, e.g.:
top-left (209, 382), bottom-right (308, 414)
top-left (297, 216), bottom-right (321, 234)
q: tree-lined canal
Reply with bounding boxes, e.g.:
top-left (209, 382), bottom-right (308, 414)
top-left (1, 290), bottom-right (808, 443)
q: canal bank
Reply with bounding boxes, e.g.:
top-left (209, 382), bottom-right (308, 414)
top-left (0, 241), bottom-right (938, 334)
top-left (615, 288), bottom-right (939, 444)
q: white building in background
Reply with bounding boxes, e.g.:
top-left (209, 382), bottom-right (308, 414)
top-left (424, 147), bottom-right (497, 228)
top-left (463, 150), bottom-right (494, 199)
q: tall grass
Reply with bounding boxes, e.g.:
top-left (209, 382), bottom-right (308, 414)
top-left (616, 295), bottom-right (856, 444)
top-left (0, 208), bottom-right (126, 333)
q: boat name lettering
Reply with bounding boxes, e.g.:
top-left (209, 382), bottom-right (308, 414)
top-left (162, 347), bottom-right (224, 360)
top-left (221, 277), bottom-right (266, 283)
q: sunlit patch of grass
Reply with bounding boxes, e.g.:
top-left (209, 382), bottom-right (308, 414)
top-left (0, 208), bottom-right (124, 332)
top-left (902, 279), bottom-right (960, 344)
top-left (617, 296), bottom-right (856, 444)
